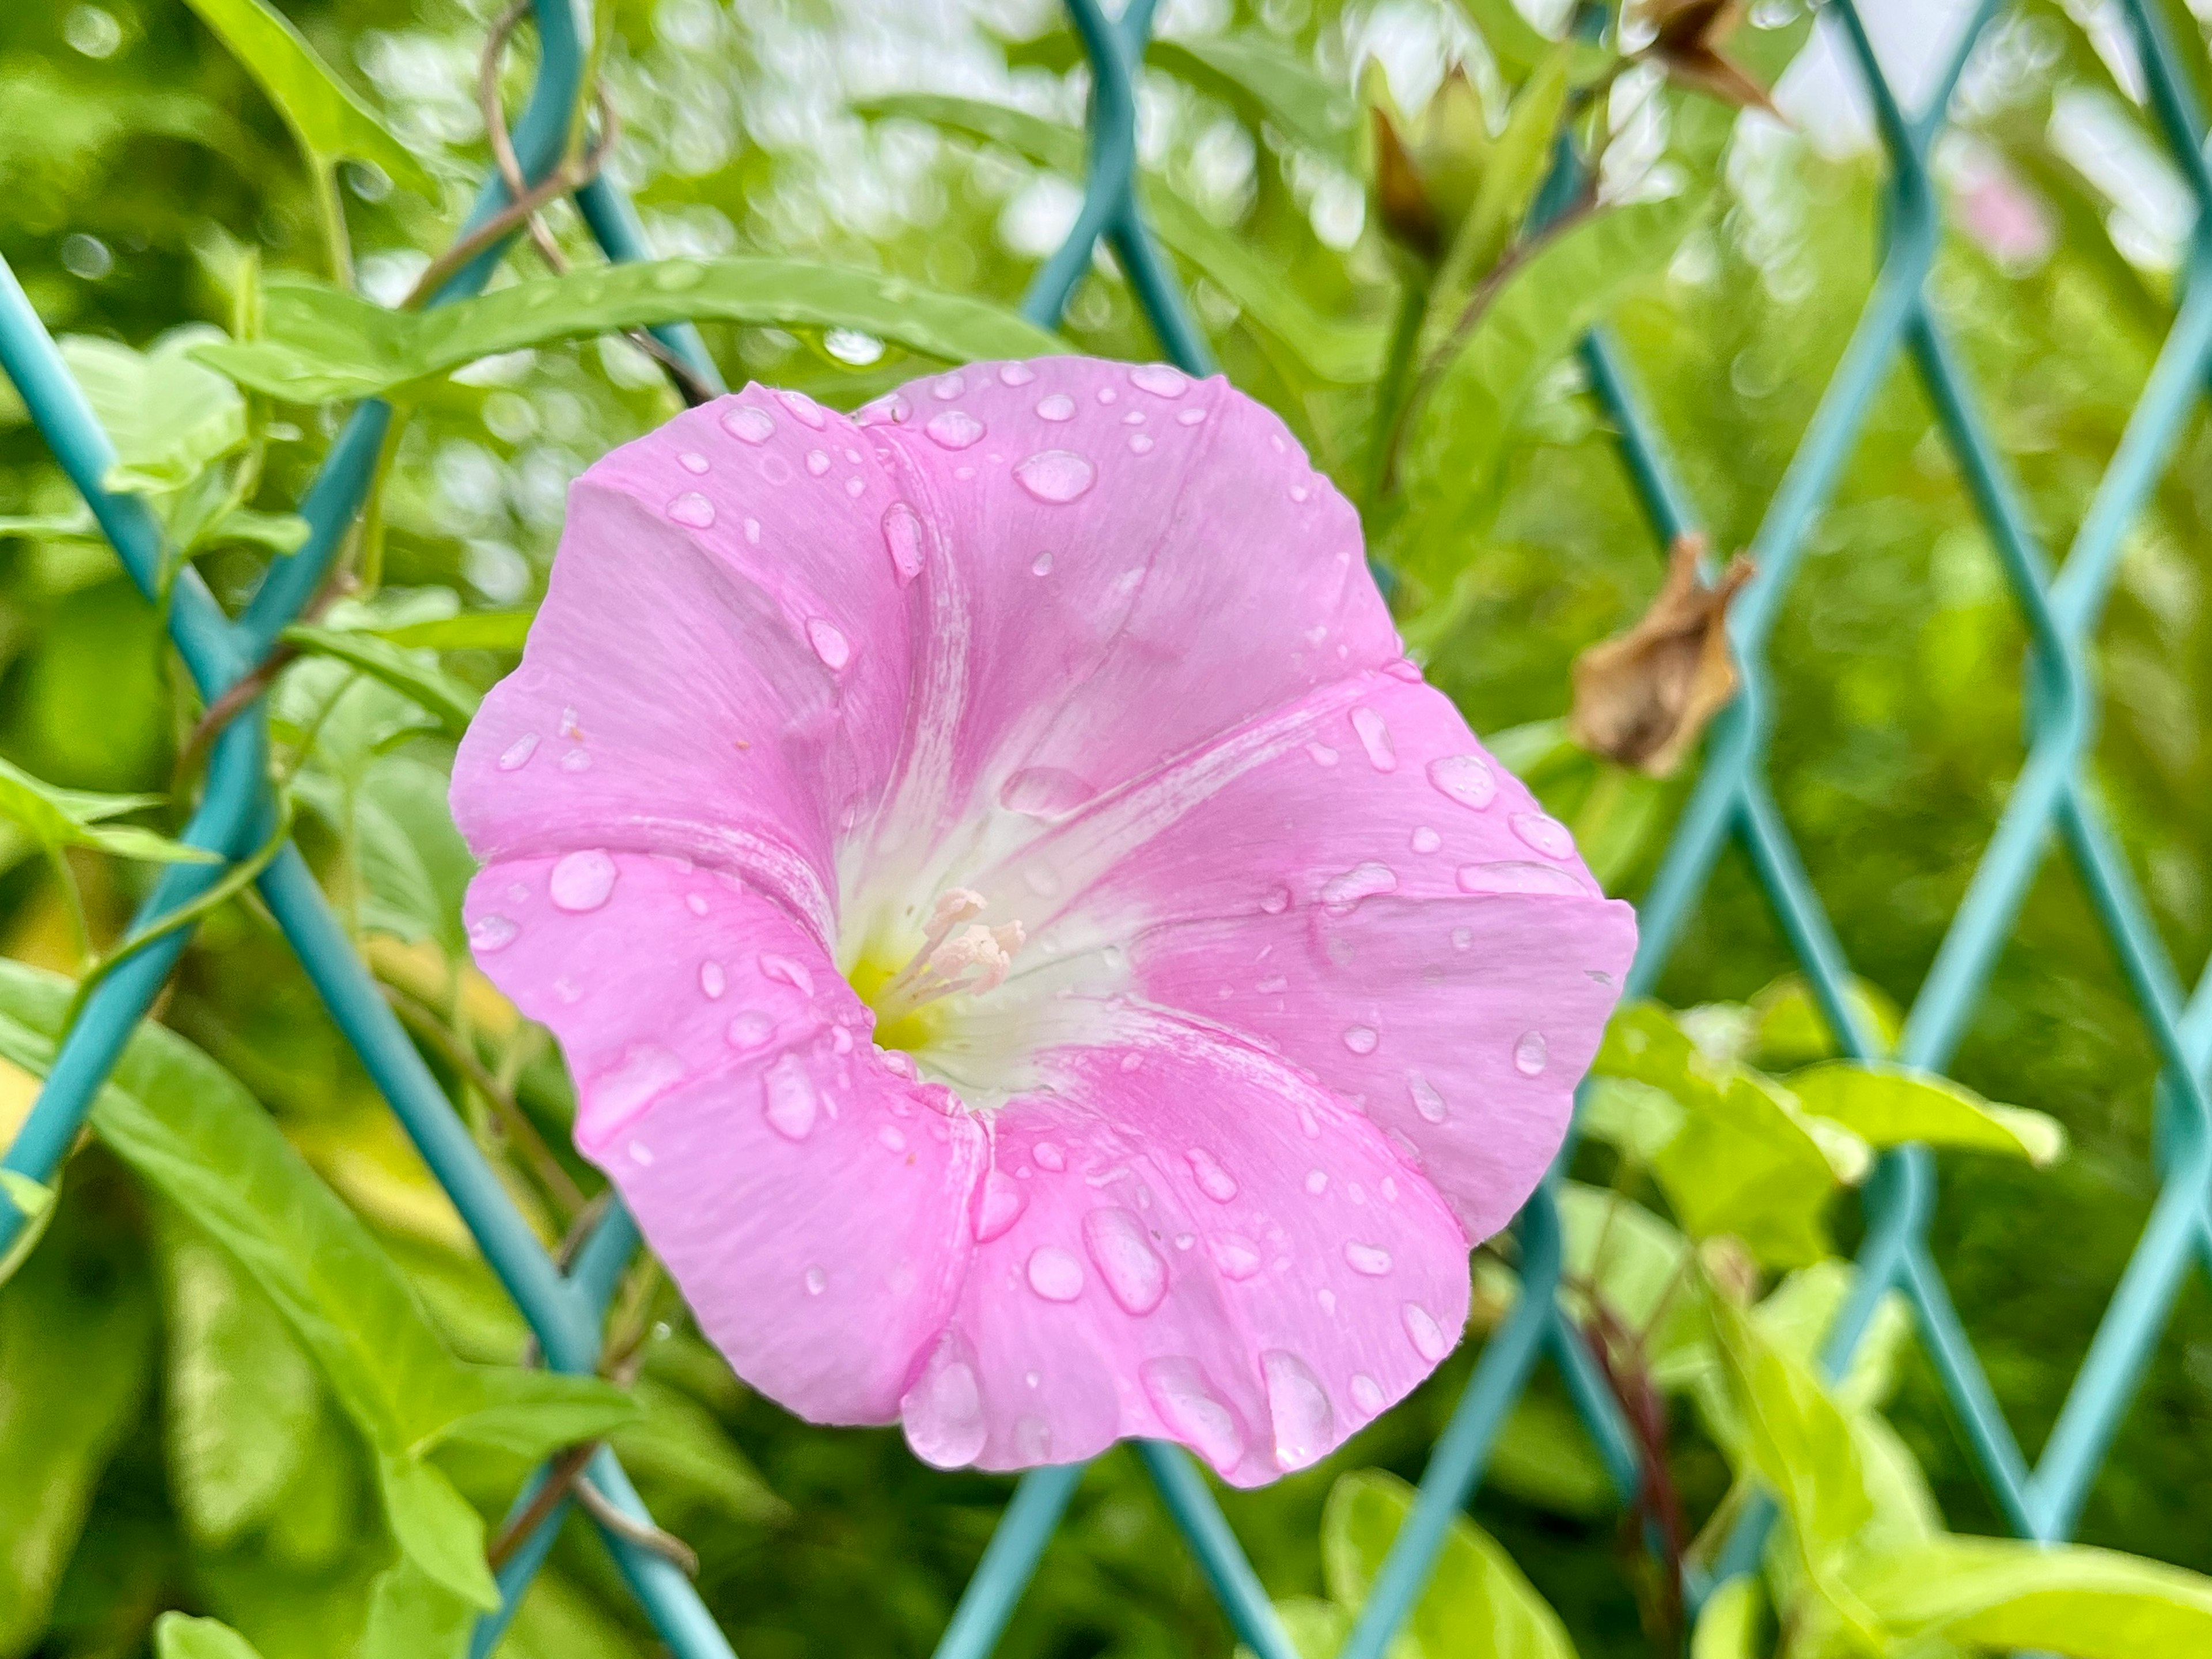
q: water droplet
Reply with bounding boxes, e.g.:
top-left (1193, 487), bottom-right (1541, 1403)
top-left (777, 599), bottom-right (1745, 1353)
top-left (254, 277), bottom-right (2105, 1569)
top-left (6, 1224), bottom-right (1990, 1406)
top-left (1349, 707), bottom-right (1397, 772)
top-left (1456, 861), bottom-right (1586, 896)
top-left (925, 410), bottom-right (985, 449)
top-left (1083, 1207), bottom-right (1168, 1315)
top-left (1128, 362), bottom-right (1189, 398)
top-left (678, 450), bottom-right (710, 474)
top-left (1209, 1233), bottom-right (1262, 1280)
top-left (744, 517), bottom-right (761, 544)
top-left (1096, 386), bottom-right (1118, 404)
top-left (1014, 450), bottom-right (1096, 503)
top-left (1320, 862), bottom-right (1397, 907)
top-left (1317, 1287), bottom-right (1336, 1313)
top-left (497, 733), bottom-right (539, 771)
top-left (805, 448), bottom-right (831, 476)
top-left (1450, 927), bottom-right (1474, 949)
top-left (1123, 410), bottom-right (1146, 425)
top-left (727, 1011), bottom-right (772, 1050)
top-left (902, 1335), bottom-right (986, 1467)
top-left (1290, 483), bottom-right (1310, 502)
top-left (1298, 1104), bottom-right (1322, 1139)
top-left (668, 492), bottom-right (715, 528)
top-left (1032, 1140), bottom-right (1066, 1172)
top-left (1036, 393), bottom-right (1076, 421)
top-left (1410, 826), bottom-right (1442, 854)
top-left (1513, 1031), bottom-right (1549, 1076)
top-left (559, 748), bottom-right (592, 773)
top-left (1511, 812), bottom-right (1575, 860)
top-left (1026, 1245), bottom-right (1085, 1302)
top-left (1142, 1356), bottom-right (1244, 1473)
top-left (1256, 976), bottom-right (1288, 994)
top-left (629, 1139), bottom-right (653, 1166)
top-left (1407, 1072), bottom-right (1447, 1124)
top-left (807, 618), bottom-right (852, 671)
top-left (931, 372), bottom-right (965, 401)
top-left (999, 766), bottom-right (1097, 820)
top-left (685, 893), bottom-right (710, 916)
top-left (760, 954), bottom-right (816, 997)
top-left (1176, 407), bottom-right (1206, 426)
top-left (1127, 433), bottom-right (1153, 454)
top-left (1305, 1169), bottom-right (1329, 1195)
top-left (1174, 1232), bottom-right (1195, 1250)
top-left (1427, 755), bottom-right (1497, 810)
top-left (975, 1171), bottom-right (1028, 1241)
top-left (1344, 1241), bottom-right (1393, 1276)
top-left (1013, 1414), bottom-right (1052, 1461)
top-left (1184, 1149), bottom-right (1238, 1203)
top-left (804, 1265), bottom-right (827, 1296)
top-left (777, 388), bottom-right (828, 429)
top-left (1260, 887), bottom-right (1291, 915)
top-left (1350, 1374), bottom-right (1384, 1415)
top-left (1031, 550), bottom-right (1054, 575)
top-left (596, 1044), bottom-right (684, 1124)
top-left (832, 1025), bottom-right (854, 1054)
top-left (759, 454), bottom-right (793, 484)
top-left (469, 914), bottom-right (518, 953)
top-left (721, 405), bottom-right (774, 444)
top-left (1342, 1025), bottom-right (1378, 1055)
top-left (700, 961), bottom-right (726, 998)
top-left (1261, 1351), bottom-right (1334, 1469)
top-left (999, 361), bottom-right (1036, 386)
top-left (762, 1054), bottom-right (817, 1140)
top-left (549, 850), bottom-right (618, 911)
top-left (881, 502), bottom-right (926, 584)
top-left (879, 1124), bottom-right (908, 1153)
top-left (1403, 1301), bottom-right (1452, 1362)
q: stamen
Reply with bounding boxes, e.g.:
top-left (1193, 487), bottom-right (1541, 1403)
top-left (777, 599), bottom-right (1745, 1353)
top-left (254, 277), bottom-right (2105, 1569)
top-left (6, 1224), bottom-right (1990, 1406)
top-left (874, 897), bottom-right (1026, 1020)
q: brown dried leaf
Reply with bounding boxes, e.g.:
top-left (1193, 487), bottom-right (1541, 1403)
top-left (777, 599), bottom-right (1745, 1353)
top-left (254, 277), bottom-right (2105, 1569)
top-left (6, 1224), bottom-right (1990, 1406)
top-left (1372, 105), bottom-right (1442, 258)
top-left (1569, 533), bottom-right (1755, 777)
top-left (1643, 0), bottom-right (1781, 116)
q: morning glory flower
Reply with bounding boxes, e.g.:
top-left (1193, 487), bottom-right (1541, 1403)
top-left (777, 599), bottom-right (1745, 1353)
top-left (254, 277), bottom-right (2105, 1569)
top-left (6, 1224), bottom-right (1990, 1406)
top-left (452, 357), bottom-right (1634, 1483)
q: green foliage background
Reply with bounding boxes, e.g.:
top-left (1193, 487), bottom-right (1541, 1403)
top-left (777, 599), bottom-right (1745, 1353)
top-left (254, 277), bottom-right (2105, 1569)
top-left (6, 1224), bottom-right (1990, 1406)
top-left (2, 0), bottom-right (2212, 1656)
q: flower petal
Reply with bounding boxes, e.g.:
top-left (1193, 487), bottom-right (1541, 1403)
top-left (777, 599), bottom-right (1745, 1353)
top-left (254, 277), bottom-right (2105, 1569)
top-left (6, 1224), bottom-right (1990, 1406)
top-left (452, 388), bottom-right (922, 937)
top-left (463, 851), bottom-right (985, 1422)
top-left (906, 1005), bottom-right (1470, 1484)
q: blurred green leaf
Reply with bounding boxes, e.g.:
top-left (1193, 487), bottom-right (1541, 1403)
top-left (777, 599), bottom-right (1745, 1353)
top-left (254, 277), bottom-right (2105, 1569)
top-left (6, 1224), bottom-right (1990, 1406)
top-left (1653, 1073), bottom-right (1855, 1267)
top-left (1323, 1468), bottom-right (1577, 1658)
top-left (60, 329), bottom-right (247, 497)
top-left (282, 624), bottom-right (480, 738)
top-left (611, 1378), bottom-right (787, 1528)
top-left (1451, 0), bottom-right (1558, 81)
top-left (196, 264), bottom-right (1059, 402)
top-left (179, 0), bottom-right (435, 194)
top-left (370, 610), bottom-right (535, 652)
top-left (1439, 46), bottom-right (1571, 302)
top-left (0, 753), bottom-right (214, 864)
top-left (1578, 1075), bottom-right (1686, 1162)
top-left (1486, 1391), bottom-right (1617, 1517)
top-left (0, 1168), bottom-right (54, 1219)
top-left (358, 1555), bottom-right (475, 1659)
top-left (1748, 974), bottom-right (1903, 1067)
top-left (1843, 1537), bottom-right (2212, 1656)
top-left (1787, 1063), bottom-right (2067, 1166)
top-left (154, 1613), bottom-right (268, 1659)
top-left (1688, 1575), bottom-right (1760, 1659)
top-left (374, 1450), bottom-right (498, 1609)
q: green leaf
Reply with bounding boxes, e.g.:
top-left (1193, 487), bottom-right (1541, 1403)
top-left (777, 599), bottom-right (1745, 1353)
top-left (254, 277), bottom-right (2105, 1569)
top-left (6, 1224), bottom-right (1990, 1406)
top-left (1486, 1391), bottom-right (1616, 1517)
top-left (1787, 1063), bottom-right (2066, 1166)
top-left (154, 1613), bottom-right (270, 1659)
top-left (1843, 1537), bottom-right (2212, 1656)
top-left (0, 753), bottom-right (215, 864)
top-left (0, 1167), bottom-right (53, 1218)
top-left (1689, 1576), bottom-right (1761, 1659)
top-left (1450, 0), bottom-right (1558, 81)
top-left (375, 1451), bottom-right (499, 1610)
top-left (1592, 999), bottom-right (1705, 1090)
top-left (1748, 974), bottom-right (1903, 1067)
top-left (1578, 1076), bottom-right (1687, 1162)
top-left (281, 625), bottom-right (480, 738)
top-left (358, 1555), bottom-right (476, 1659)
top-left (209, 506), bottom-right (312, 556)
top-left (442, 1367), bottom-right (647, 1460)
top-left (1707, 1289), bottom-right (1873, 1568)
top-left (158, 1215), bottom-right (320, 1546)
top-left (60, 328), bottom-right (247, 496)
top-left (370, 609), bottom-right (536, 652)
top-left (196, 263), bottom-right (1060, 403)
top-left (858, 94), bottom-right (1385, 384)
top-left (179, 0), bottom-right (434, 194)
top-left (1388, 190), bottom-right (1706, 603)
top-left (609, 1378), bottom-right (789, 1528)
top-left (1323, 1468), bottom-right (1577, 1658)
top-left (1653, 1074), bottom-right (1857, 1267)
top-left (1441, 46), bottom-right (1573, 300)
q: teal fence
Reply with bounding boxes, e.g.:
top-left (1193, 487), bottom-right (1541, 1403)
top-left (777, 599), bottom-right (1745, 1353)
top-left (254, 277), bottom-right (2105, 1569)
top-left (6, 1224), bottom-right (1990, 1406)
top-left (2, 0), bottom-right (2208, 1655)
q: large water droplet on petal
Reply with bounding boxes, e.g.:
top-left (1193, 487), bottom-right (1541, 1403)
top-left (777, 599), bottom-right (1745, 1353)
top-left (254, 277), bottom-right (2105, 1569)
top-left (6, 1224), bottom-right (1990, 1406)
top-left (549, 850), bottom-right (617, 912)
top-left (804, 1265), bottom-right (827, 1296)
top-left (1261, 1351), bottom-right (1334, 1469)
top-left (678, 450), bottom-right (710, 475)
top-left (806, 618), bottom-right (852, 671)
top-left (1456, 861), bottom-right (1587, 896)
top-left (1209, 1233), bottom-right (1262, 1280)
top-left (930, 372), bottom-right (965, 401)
top-left (1403, 1301), bottom-right (1453, 1362)
top-left (1344, 1241), bottom-right (1393, 1276)
top-left (1510, 812), bottom-right (1575, 859)
top-left (1411, 826), bottom-right (1442, 853)
top-left (1035, 393), bottom-right (1075, 421)
top-left (1141, 1356), bottom-right (1244, 1474)
top-left (881, 501), bottom-right (926, 584)
top-left (1342, 1025), bottom-right (1378, 1055)
top-left (776, 388), bottom-right (828, 429)
top-left (901, 1334), bottom-right (987, 1468)
top-left (469, 914), bottom-right (517, 953)
top-left (1026, 1245), bottom-right (1085, 1302)
top-left (925, 410), bottom-right (985, 449)
top-left (497, 733), bottom-right (539, 771)
top-left (759, 953), bottom-right (816, 996)
top-left (1032, 1141), bottom-right (1066, 1172)
top-left (1128, 362), bottom-right (1190, 398)
top-left (1320, 862), bottom-right (1397, 907)
top-left (974, 1170), bottom-right (1028, 1242)
top-left (1351, 707), bottom-right (1397, 771)
top-left (1350, 1373), bottom-right (1385, 1415)
top-left (1083, 1207), bottom-right (1168, 1315)
top-left (1427, 754), bottom-right (1497, 810)
top-left (999, 765), bottom-right (1097, 820)
top-left (998, 361), bottom-right (1036, 386)
top-left (721, 405), bottom-right (774, 444)
top-left (805, 448), bottom-right (831, 476)
top-left (761, 1054), bottom-right (817, 1141)
top-left (699, 961), bottom-right (726, 998)
top-left (1184, 1148), bottom-right (1238, 1203)
top-left (667, 492), bottom-right (715, 528)
top-left (1407, 1071), bottom-right (1447, 1124)
top-left (1513, 1030), bottom-right (1549, 1076)
top-left (1014, 450), bottom-right (1095, 503)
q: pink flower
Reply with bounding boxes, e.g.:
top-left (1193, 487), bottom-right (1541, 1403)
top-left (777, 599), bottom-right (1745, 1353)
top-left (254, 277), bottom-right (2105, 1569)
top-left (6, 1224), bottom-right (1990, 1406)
top-left (452, 358), bottom-right (1633, 1484)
